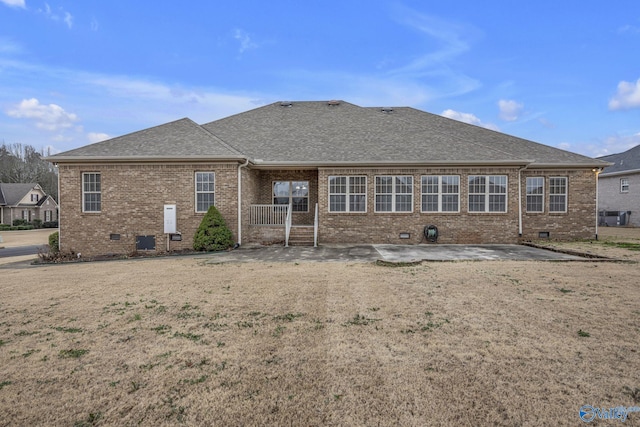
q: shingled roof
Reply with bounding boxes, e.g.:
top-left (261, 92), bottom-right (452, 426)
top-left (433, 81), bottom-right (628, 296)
top-left (598, 144), bottom-right (640, 176)
top-left (49, 118), bottom-right (244, 162)
top-left (49, 101), bottom-right (608, 168)
top-left (0, 183), bottom-right (40, 206)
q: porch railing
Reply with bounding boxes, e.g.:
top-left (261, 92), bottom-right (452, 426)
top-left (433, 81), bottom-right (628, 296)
top-left (285, 202), bottom-right (292, 247)
top-left (313, 202), bottom-right (318, 247)
top-left (250, 204), bottom-right (288, 226)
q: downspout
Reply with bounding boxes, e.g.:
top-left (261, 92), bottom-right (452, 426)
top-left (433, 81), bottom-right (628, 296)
top-left (236, 158), bottom-right (250, 247)
top-left (56, 163), bottom-right (60, 251)
top-left (517, 164), bottom-right (529, 238)
top-left (594, 168), bottom-right (601, 240)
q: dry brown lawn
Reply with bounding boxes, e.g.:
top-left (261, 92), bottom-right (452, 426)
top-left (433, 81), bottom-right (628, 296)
top-left (0, 229), bottom-right (639, 426)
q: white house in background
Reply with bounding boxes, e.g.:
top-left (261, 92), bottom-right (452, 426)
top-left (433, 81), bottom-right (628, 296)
top-left (598, 144), bottom-right (640, 227)
top-left (0, 183), bottom-right (58, 225)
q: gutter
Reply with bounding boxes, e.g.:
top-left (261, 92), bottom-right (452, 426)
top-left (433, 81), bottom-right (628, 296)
top-left (252, 159), bottom-right (536, 169)
top-left (44, 155), bottom-right (247, 164)
top-left (599, 168), bottom-right (640, 178)
top-left (527, 161), bottom-right (613, 169)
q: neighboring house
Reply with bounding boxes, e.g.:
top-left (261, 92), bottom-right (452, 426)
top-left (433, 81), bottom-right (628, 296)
top-left (47, 100), bottom-right (609, 257)
top-left (597, 144), bottom-right (640, 227)
top-left (0, 183), bottom-right (58, 225)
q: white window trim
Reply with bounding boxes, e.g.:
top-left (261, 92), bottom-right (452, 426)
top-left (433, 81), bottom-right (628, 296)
top-left (525, 177), bottom-right (544, 213)
top-left (328, 176), bottom-right (367, 213)
top-left (468, 175), bottom-right (508, 213)
top-left (621, 178), bottom-right (629, 193)
top-left (82, 172), bottom-right (101, 213)
top-left (195, 172), bottom-right (215, 213)
top-left (374, 175), bottom-right (413, 213)
top-left (549, 176), bottom-right (568, 213)
top-left (421, 175), bottom-right (460, 213)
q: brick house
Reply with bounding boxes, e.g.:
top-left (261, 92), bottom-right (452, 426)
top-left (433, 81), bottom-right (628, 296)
top-left (0, 183), bottom-right (58, 225)
top-left (597, 144), bottom-right (640, 227)
top-left (47, 100), bottom-right (609, 256)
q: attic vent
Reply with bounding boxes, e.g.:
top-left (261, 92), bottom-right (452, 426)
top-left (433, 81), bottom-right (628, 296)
top-left (280, 101), bottom-right (293, 107)
top-left (327, 100), bottom-right (341, 106)
top-left (381, 107), bottom-right (394, 113)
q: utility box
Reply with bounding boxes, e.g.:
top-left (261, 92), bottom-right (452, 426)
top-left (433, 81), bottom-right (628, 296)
top-left (164, 204), bottom-right (177, 234)
top-left (136, 235), bottom-right (156, 251)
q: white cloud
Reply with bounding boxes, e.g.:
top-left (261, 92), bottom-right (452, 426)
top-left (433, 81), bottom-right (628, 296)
top-left (586, 132), bottom-right (640, 158)
top-left (609, 78), bottom-right (640, 110)
top-left (87, 132), bottom-right (110, 143)
top-left (6, 98), bottom-right (78, 131)
top-left (233, 29), bottom-right (258, 54)
top-left (0, 0), bottom-right (25, 8)
top-left (64, 11), bottom-right (73, 29)
top-left (386, 6), bottom-right (482, 99)
top-left (498, 99), bottom-right (523, 121)
top-left (0, 37), bottom-right (24, 54)
top-left (37, 3), bottom-right (73, 29)
top-left (618, 25), bottom-right (640, 35)
top-left (441, 109), bottom-right (500, 131)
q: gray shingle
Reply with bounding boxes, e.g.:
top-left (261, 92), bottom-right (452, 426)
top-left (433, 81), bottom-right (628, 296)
top-left (598, 144), bottom-right (640, 175)
top-left (203, 101), bottom-right (607, 166)
top-left (49, 118), bottom-right (244, 160)
top-left (0, 183), bottom-right (39, 206)
top-left (49, 101), bottom-right (608, 168)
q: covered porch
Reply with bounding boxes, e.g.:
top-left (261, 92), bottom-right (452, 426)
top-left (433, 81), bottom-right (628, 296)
top-left (243, 169), bottom-right (319, 246)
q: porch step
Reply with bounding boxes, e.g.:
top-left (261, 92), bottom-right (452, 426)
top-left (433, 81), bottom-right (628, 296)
top-left (288, 226), bottom-right (315, 246)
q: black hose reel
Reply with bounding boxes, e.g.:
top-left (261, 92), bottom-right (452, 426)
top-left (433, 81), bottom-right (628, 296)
top-left (424, 225), bottom-right (438, 243)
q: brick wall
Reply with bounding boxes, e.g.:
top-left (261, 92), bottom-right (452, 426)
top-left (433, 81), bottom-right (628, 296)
top-left (58, 162), bottom-right (598, 255)
top-left (58, 162), bottom-right (239, 257)
top-left (520, 169), bottom-right (597, 240)
top-left (317, 167), bottom-right (522, 244)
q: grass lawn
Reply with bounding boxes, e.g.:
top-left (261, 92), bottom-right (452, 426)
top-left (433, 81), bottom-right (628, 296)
top-left (0, 230), bottom-right (639, 425)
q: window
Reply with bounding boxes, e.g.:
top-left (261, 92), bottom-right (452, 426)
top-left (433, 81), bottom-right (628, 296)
top-left (82, 172), bottom-right (101, 212)
top-left (549, 177), bottom-right (567, 212)
top-left (621, 178), bottom-right (629, 193)
top-left (31, 194), bottom-right (39, 202)
top-left (22, 210), bottom-right (29, 220)
top-left (421, 175), bottom-right (459, 212)
top-left (273, 181), bottom-right (309, 212)
top-left (375, 176), bottom-right (413, 212)
top-left (329, 176), bottom-right (366, 212)
top-left (195, 172), bottom-right (215, 213)
top-left (468, 175), bottom-right (507, 212)
top-left (45, 210), bottom-right (52, 222)
top-left (526, 177), bottom-right (544, 213)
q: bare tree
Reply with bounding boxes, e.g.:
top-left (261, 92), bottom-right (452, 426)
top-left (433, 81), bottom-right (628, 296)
top-left (0, 142), bottom-right (58, 201)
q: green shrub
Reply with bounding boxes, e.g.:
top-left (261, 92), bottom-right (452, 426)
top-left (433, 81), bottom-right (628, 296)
top-left (42, 221), bottom-right (59, 228)
top-left (193, 206), bottom-right (234, 251)
top-left (32, 219), bottom-right (42, 229)
top-left (13, 225), bottom-right (34, 230)
top-left (49, 231), bottom-right (60, 254)
top-left (12, 219), bottom-right (28, 227)
top-left (0, 224), bottom-right (10, 231)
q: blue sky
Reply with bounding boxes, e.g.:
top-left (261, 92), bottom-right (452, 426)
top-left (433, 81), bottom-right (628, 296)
top-left (1, 1), bottom-right (639, 158)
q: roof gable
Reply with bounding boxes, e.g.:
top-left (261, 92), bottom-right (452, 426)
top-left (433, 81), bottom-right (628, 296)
top-left (0, 183), bottom-right (41, 206)
top-left (49, 118), bottom-right (244, 161)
